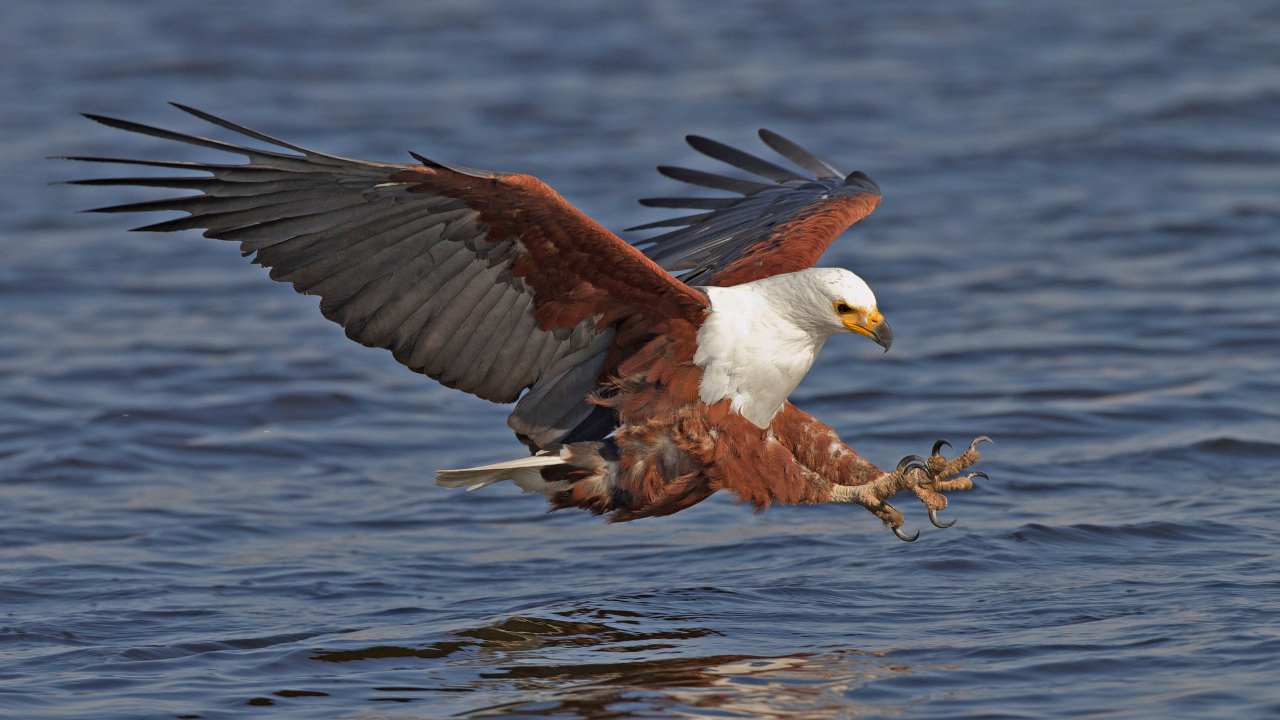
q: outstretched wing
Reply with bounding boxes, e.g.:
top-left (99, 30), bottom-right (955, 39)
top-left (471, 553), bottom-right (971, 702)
top-left (65, 104), bottom-right (707, 449)
top-left (632, 130), bottom-right (881, 287)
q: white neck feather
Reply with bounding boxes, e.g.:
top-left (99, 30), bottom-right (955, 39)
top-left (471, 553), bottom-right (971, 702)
top-left (694, 274), bottom-right (842, 428)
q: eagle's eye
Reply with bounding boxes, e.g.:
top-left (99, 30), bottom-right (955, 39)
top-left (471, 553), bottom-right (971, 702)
top-left (835, 302), bottom-right (853, 314)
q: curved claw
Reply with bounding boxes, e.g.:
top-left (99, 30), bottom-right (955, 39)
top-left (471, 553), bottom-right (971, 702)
top-left (895, 454), bottom-right (928, 474)
top-left (971, 436), bottom-right (994, 449)
top-left (928, 508), bottom-right (957, 529)
top-left (931, 439), bottom-right (952, 456)
top-left (892, 525), bottom-right (920, 542)
top-left (969, 471), bottom-right (989, 482)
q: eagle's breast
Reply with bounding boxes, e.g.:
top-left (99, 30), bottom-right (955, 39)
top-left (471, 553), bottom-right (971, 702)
top-left (693, 284), bottom-right (827, 428)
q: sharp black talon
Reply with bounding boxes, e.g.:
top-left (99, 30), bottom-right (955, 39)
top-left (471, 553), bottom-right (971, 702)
top-left (931, 439), bottom-right (951, 456)
top-left (928, 508), bottom-right (956, 528)
top-left (892, 526), bottom-right (920, 542)
top-left (970, 471), bottom-right (989, 482)
top-left (896, 455), bottom-right (927, 474)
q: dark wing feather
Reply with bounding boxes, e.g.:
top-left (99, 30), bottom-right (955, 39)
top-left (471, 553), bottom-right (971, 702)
top-left (637, 197), bottom-right (737, 210)
top-left (684, 135), bottom-right (807, 183)
top-left (67, 105), bottom-right (707, 450)
top-left (633, 129), bottom-right (881, 287)
top-left (757, 129), bottom-right (843, 179)
top-left (655, 166), bottom-right (772, 195)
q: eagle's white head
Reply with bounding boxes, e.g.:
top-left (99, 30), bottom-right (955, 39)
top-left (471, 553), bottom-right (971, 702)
top-left (695, 267), bottom-right (892, 427)
top-left (756, 267), bottom-right (891, 350)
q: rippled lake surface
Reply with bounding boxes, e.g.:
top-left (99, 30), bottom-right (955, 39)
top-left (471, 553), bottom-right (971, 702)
top-left (3, 1), bottom-right (1279, 717)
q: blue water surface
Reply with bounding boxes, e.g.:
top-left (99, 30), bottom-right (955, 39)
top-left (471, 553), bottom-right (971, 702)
top-left (2, 1), bottom-right (1279, 717)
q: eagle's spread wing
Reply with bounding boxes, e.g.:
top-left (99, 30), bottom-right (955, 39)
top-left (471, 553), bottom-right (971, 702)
top-left (67, 104), bottom-right (707, 449)
top-left (632, 130), bottom-right (881, 287)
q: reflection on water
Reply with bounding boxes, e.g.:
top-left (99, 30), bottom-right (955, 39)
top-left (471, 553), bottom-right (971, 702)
top-left (470, 650), bottom-right (902, 719)
top-left (312, 613), bottom-right (910, 718)
top-left (316, 615), bottom-right (716, 663)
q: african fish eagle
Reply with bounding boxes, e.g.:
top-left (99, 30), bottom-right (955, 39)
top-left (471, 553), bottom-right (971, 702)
top-left (67, 104), bottom-right (990, 542)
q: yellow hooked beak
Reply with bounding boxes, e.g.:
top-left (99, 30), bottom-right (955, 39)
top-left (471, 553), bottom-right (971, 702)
top-left (840, 307), bottom-right (893, 352)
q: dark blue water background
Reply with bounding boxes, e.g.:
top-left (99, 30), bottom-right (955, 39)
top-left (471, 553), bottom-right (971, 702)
top-left (3, 1), bottom-right (1279, 717)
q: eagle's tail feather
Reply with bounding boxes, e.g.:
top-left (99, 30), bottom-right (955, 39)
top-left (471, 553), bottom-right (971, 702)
top-left (435, 451), bottom-right (567, 493)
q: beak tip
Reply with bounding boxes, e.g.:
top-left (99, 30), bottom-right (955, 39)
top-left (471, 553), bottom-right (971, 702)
top-left (874, 320), bottom-right (893, 352)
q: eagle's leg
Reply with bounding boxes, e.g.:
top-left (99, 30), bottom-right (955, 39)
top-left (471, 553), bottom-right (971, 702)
top-left (910, 436), bottom-right (992, 528)
top-left (829, 438), bottom-right (990, 541)
top-left (829, 456), bottom-right (931, 541)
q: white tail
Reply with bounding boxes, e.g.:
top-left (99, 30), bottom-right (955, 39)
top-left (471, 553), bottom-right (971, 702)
top-left (435, 451), bottom-right (568, 493)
